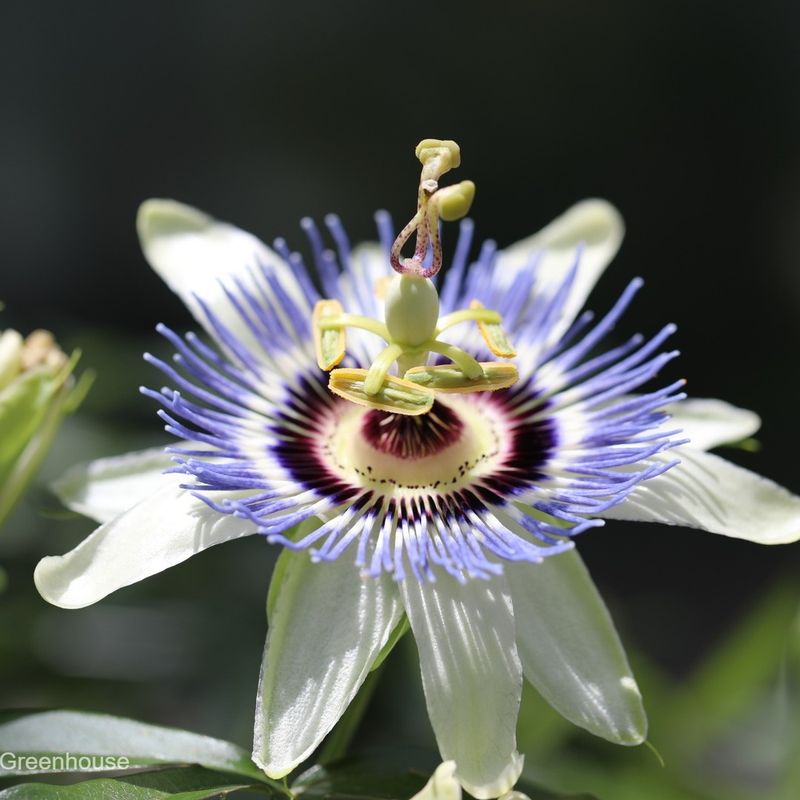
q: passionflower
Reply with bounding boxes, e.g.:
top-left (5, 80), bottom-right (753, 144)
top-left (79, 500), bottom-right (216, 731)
top-left (35, 141), bottom-right (800, 798)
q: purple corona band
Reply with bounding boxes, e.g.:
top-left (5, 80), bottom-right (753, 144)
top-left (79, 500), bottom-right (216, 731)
top-left (143, 212), bottom-right (686, 582)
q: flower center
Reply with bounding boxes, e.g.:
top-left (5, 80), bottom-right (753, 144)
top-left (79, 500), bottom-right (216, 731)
top-left (361, 400), bottom-right (464, 459)
top-left (320, 395), bottom-right (509, 492)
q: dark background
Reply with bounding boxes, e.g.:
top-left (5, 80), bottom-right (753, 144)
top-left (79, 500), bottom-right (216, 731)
top-left (1, 0), bottom-right (799, 763)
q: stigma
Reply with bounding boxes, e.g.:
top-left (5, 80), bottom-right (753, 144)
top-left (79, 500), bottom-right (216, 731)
top-left (311, 139), bottom-right (518, 416)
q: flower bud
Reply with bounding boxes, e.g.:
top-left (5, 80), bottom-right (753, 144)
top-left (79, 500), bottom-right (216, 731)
top-left (0, 319), bottom-right (92, 527)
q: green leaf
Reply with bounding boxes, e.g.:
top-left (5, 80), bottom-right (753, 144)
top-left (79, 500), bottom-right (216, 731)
top-left (0, 766), bottom-right (266, 799)
top-left (663, 582), bottom-right (800, 749)
top-left (776, 603), bottom-right (800, 799)
top-left (0, 711), bottom-right (265, 784)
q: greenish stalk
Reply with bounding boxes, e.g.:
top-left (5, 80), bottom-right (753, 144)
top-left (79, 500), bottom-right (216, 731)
top-left (427, 340), bottom-right (484, 379)
top-left (397, 351), bottom-right (428, 376)
top-left (318, 664), bottom-right (384, 766)
top-left (436, 307), bottom-right (501, 333)
top-left (365, 344), bottom-right (403, 395)
top-left (320, 313), bottom-right (390, 341)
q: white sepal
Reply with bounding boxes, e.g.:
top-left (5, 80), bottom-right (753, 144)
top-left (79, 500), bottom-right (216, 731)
top-left (253, 545), bottom-right (403, 778)
top-left (35, 478), bottom-right (256, 608)
top-left (410, 762), bottom-right (461, 800)
top-left (603, 448), bottom-right (800, 544)
top-left (52, 445), bottom-right (176, 524)
top-left (495, 199), bottom-right (625, 348)
top-left (137, 199), bottom-right (310, 364)
top-left (399, 573), bottom-right (524, 800)
top-left (507, 550), bottom-right (646, 745)
top-left (665, 397), bottom-right (761, 451)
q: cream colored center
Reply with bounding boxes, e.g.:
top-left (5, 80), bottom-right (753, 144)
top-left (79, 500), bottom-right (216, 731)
top-left (319, 397), bottom-right (508, 494)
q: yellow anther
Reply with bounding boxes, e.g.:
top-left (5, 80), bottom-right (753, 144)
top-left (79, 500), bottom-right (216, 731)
top-left (405, 362), bottom-right (519, 393)
top-left (470, 300), bottom-right (517, 358)
top-left (312, 300), bottom-right (346, 371)
top-left (329, 368), bottom-right (435, 416)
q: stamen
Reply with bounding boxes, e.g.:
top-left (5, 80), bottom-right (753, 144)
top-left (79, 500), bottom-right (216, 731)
top-left (143, 169), bottom-right (685, 582)
top-left (307, 139), bottom-right (518, 413)
top-left (329, 368), bottom-right (435, 415)
top-left (426, 341), bottom-right (484, 380)
top-left (470, 300), bottom-right (517, 358)
top-left (312, 300), bottom-right (345, 371)
top-left (319, 313), bottom-right (389, 341)
top-left (436, 307), bottom-right (503, 333)
top-left (364, 344), bottom-right (404, 395)
top-left (405, 362), bottom-right (519, 393)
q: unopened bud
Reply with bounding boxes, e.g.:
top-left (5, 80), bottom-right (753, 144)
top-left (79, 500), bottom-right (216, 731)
top-left (0, 318), bottom-right (92, 528)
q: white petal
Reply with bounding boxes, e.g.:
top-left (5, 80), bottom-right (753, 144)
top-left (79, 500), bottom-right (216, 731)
top-left (137, 199), bottom-right (311, 361)
top-left (52, 446), bottom-right (175, 524)
top-left (399, 574), bottom-right (524, 800)
top-left (338, 242), bottom-right (389, 319)
top-left (336, 242), bottom-right (388, 363)
top-left (603, 448), bottom-right (800, 544)
top-left (666, 398), bottom-right (761, 451)
top-left (35, 479), bottom-right (256, 608)
top-left (253, 549), bottom-right (403, 778)
top-left (507, 551), bottom-right (646, 745)
top-left (496, 199), bottom-right (624, 345)
top-left (411, 762), bottom-right (461, 800)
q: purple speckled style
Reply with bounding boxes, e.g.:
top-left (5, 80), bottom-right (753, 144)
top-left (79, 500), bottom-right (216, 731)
top-left (142, 212), bottom-right (686, 582)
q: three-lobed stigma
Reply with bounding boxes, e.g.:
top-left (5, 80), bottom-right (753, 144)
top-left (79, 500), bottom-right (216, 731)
top-left (392, 138), bottom-right (474, 279)
top-left (312, 139), bottom-right (518, 416)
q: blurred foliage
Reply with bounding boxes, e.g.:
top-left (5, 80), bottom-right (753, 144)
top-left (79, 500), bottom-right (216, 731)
top-left (0, 327), bottom-right (798, 798)
top-left (1, 2), bottom-right (799, 797)
top-left (516, 581), bottom-right (800, 800)
top-left (0, 708), bottom-right (591, 799)
top-left (0, 584), bottom-right (797, 798)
